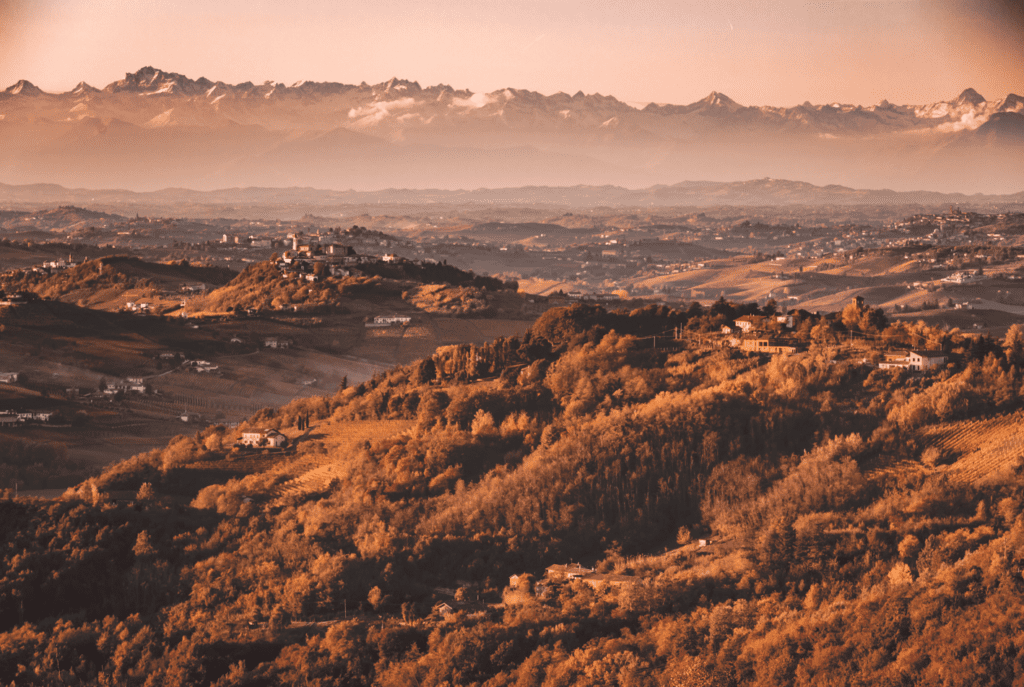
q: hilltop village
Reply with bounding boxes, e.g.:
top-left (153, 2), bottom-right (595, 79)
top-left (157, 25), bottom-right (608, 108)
top-left (4, 205), bottom-right (1024, 313)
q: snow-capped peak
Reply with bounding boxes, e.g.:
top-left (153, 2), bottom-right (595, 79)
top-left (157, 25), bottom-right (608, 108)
top-left (702, 91), bottom-right (738, 107)
top-left (998, 93), bottom-right (1024, 113)
top-left (4, 80), bottom-right (44, 96)
top-left (955, 87), bottom-right (986, 107)
top-left (70, 81), bottom-right (99, 96)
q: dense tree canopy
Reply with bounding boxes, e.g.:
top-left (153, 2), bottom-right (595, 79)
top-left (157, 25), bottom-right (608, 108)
top-left (3, 301), bottom-right (1024, 686)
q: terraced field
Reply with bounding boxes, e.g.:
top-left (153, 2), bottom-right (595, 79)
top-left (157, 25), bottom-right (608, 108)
top-left (271, 419), bottom-right (415, 503)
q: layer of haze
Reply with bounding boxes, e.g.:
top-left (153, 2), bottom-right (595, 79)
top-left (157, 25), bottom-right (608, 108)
top-left (1, 0), bottom-right (1021, 107)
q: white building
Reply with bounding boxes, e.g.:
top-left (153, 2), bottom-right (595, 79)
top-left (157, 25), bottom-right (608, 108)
top-left (263, 338), bottom-right (292, 349)
top-left (240, 429), bottom-right (287, 448)
top-left (878, 350), bottom-right (948, 371)
top-left (371, 315), bottom-right (412, 326)
top-left (908, 350), bottom-right (948, 371)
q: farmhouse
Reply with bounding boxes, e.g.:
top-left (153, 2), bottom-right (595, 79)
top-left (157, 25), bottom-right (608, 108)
top-left (908, 350), bottom-right (948, 370)
top-left (240, 429), bottom-right (287, 448)
top-left (372, 315), bottom-right (412, 326)
top-left (545, 563), bottom-right (595, 581)
top-left (736, 338), bottom-right (800, 355)
top-left (0, 372), bottom-right (20, 384)
top-left (508, 573), bottom-right (534, 590)
top-left (941, 271), bottom-right (984, 284)
top-left (263, 338), bottom-right (292, 349)
top-left (776, 314), bottom-right (795, 328)
top-left (878, 350), bottom-right (948, 371)
top-left (734, 315), bottom-right (767, 333)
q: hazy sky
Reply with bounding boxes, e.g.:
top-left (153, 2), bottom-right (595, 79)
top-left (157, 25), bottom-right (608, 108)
top-left (0, 0), bottom-right (1021, 107)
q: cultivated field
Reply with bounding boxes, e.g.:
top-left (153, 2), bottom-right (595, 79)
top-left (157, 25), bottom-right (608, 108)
top-left (871, 411), bottom-right (1024, 485)
top-left (921, 410), bottom-right (1024, 485)
top-left (0, 299), bottom-right (541, 478)
top-left (272, 419), bottom-right (416, 502)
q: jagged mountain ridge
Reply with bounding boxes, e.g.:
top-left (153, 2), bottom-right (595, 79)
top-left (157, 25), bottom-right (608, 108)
top-left (0, 67), bottom-right (1022, 193)
top-left (3, 66), bottom-right (1021, 135)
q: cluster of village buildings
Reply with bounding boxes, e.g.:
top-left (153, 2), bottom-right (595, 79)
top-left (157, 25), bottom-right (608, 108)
top-left (712, 306), bottom-right (950, 369)
top-left (273, 231), bottom-right (443, 285)
top-left (431, 539), bottom-right (728, 616)
top-left (101, 376), bottom-right (149, 395)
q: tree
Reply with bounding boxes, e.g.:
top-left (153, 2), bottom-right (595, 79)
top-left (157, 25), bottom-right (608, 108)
top-left (1003, 324), bottom-right (1024, 367)
top-left (413, 359), bottom-right (436, 386)
top-left (136, 482), bottom-right (156, 502)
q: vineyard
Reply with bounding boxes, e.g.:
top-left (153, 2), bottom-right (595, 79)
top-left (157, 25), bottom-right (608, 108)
top-left (919, 410), bottom-right (1024, 485)
top-left (271, 419), bottom-right (415, 503)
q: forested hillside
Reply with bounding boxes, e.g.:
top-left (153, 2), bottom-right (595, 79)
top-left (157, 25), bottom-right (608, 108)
top-left (3, 301), bottom-right (1024, 686)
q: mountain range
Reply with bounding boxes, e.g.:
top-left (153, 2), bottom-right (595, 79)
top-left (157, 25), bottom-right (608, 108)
top-left (1, 67), bottom-right (1022, 194)
top-left (2, 178), bottom-right (1021, 215)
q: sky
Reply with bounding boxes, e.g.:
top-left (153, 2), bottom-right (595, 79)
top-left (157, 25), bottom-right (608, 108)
top-left (0, 0), bottom-right (1021, 107)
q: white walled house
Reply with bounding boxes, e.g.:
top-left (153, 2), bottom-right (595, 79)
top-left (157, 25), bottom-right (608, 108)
top-left (240, 429), bottom-right (287, 448)
top-left (908, 350), bottom-right (948, 371)
top-left (878, 350), bottom-right (948, 371)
